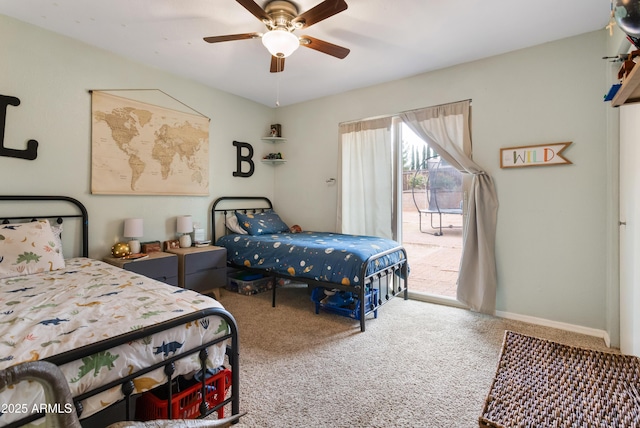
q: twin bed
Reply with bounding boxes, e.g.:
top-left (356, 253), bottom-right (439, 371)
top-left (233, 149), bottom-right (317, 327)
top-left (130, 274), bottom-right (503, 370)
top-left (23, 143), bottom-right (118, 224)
top-left (0, 196), bottom-right (239, 427)
top-left (211, 196), bottom-right (409, 332)
top-left (0, 194), bottom-right (408, 426)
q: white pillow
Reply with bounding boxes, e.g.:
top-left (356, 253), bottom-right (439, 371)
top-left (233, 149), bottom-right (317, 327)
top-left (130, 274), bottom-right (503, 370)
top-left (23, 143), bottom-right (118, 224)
top-left (226, 215), bottom-right (248, 235)
top-left (0, 220), bottom-right (66, 279)
top-left (50, 222), bottom-right (64, 250)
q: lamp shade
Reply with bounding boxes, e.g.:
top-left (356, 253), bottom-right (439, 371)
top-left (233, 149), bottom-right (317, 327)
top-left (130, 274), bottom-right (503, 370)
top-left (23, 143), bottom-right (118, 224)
top-left (176, 216), bottom-right (193, 234)
top-left (262, 29), bottom-right (299, 58)
top-left (123, 218), bottom-right (143, 238)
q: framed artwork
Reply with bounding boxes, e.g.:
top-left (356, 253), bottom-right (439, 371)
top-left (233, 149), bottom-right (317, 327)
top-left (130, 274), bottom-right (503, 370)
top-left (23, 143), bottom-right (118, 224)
top-left (270, 124), bottom-right (282, 137)
top-left (163, 239), bottom-right (180, 251)
top-left (141, 241), bottom-right (162, 253)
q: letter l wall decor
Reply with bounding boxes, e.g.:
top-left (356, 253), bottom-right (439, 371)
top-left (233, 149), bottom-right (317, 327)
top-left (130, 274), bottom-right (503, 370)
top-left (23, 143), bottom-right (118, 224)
top-left (0, 94), bottom-right (38, 160)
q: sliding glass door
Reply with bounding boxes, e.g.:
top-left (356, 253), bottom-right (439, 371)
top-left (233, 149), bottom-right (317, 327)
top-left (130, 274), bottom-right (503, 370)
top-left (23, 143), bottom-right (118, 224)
top-left (339, 118), bottom-right (465, 301)
top-left (398, 122), bottom-right (465, 300)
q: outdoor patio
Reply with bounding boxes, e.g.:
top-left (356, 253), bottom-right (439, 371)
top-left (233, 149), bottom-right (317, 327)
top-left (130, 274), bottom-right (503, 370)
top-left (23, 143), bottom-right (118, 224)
top-left (402, 195), bottom-right (463, 299)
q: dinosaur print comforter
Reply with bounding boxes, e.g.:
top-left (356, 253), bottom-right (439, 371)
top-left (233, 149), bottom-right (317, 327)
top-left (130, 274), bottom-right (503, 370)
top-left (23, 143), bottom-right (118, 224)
top-left (0, 258), bottom-right (229, 426)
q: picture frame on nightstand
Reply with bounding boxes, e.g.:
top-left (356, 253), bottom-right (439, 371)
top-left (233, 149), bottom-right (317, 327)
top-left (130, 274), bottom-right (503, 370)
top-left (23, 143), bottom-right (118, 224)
top-left (163, 239), bottom-right (180, 250)
top-left (141, 240), bottom-right (162, 253)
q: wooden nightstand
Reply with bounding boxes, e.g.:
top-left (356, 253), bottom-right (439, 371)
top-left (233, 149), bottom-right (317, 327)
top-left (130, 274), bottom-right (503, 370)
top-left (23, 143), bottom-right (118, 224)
top-left (166, 246), bottom-right (227, 297)
top-left (103, 252), bottom-right (179, 286)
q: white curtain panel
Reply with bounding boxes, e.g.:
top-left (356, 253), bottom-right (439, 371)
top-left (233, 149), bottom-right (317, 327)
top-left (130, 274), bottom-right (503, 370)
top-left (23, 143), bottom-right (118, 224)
top-left (401, 100), bottom-right (499, 314)
top-left (338, 118), bottom-right (393, 238)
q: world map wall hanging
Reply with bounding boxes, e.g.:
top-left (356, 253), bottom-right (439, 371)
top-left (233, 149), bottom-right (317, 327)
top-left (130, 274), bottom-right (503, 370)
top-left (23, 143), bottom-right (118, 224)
top-left (90, 90), bottom-right (210, 195)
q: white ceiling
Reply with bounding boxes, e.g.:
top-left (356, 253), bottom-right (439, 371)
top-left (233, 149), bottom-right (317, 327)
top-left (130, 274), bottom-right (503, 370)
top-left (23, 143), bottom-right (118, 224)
top-left (0, 0), bottom-right (611, 107)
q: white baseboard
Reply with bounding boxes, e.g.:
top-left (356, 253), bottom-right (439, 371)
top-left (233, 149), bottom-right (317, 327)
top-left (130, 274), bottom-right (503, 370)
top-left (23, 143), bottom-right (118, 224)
top-left (407, 291), bottom-right (468, 309)
top-left (496, 310), bottom-right (612, 348)
top-left (407, 293), bottom-right (612, 348)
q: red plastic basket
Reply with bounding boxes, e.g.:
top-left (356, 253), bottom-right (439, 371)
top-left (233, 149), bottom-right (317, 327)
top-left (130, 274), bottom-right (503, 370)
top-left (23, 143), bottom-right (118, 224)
top-left (136, 368), bottom-right (231, 420)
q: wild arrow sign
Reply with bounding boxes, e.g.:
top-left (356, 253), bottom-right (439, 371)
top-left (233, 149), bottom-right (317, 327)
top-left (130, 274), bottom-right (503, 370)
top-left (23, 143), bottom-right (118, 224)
top-left (500, 142), bottom-right (572, 168)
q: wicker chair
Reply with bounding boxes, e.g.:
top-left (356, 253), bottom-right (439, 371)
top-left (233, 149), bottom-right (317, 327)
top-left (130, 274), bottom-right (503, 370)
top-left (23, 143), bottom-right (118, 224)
top-left (0, 361), bottom-right (241, 428)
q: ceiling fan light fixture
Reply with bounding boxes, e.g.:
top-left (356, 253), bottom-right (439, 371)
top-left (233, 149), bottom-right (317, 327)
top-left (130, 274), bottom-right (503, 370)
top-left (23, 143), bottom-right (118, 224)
top-left (262, 29), bottom-right (299, 58)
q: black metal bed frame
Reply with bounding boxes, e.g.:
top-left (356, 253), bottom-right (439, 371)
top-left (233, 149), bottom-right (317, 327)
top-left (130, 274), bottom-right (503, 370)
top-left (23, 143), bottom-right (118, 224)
top-left (211, 196), bottom-right (408, 332)
top-left (0, 195), bottom-right (240, 427)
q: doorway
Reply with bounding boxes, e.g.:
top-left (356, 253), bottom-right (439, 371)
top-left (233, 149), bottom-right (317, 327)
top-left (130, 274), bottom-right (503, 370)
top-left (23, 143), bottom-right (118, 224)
top-left (400, 123), bottom-right (463, 299)
top-left (619, 104), bottom-right (640, 356)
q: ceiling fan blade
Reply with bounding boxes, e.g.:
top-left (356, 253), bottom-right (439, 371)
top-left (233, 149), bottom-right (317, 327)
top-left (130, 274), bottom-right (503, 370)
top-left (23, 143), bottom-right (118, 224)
top-left (300, 35), bottom-right (350, 59)
top-left (203, 33), bottom-right (260, 43)
top-left (270, 56), bottom-right (285, 73)
top-left (236, 0), bottom-right (271, 23)
top-left (292, 0), bottom-right (348, 29)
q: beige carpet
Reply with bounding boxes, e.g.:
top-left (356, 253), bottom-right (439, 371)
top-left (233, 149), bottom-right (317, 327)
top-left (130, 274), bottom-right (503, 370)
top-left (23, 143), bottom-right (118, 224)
top-left (215, 285), bottom-right (614, 428)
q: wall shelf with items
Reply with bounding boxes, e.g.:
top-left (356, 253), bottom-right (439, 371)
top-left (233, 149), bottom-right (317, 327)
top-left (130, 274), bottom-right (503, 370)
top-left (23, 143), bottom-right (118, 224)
top-left (261, 159), bottom-right (286, 165)
top-left (262, 134), bottom-right (285, 164)
top-left (261, 137), bottom-right (287, 143)
top-left (612, 67), bottom-right (640, 106)
top-left (611, 51), bottom-right (640, 107)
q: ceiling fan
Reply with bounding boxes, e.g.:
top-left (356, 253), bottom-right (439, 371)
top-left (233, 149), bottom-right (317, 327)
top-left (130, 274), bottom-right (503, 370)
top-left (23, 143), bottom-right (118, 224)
top-left (203, 0), bottom-right (350, 73)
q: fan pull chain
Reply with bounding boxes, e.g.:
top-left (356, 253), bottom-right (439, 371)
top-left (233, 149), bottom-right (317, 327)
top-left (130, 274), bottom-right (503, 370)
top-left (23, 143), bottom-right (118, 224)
top-left (607, 0), bottom-right (616, 36)
top-left (275, 68), bottom-right (281, 107)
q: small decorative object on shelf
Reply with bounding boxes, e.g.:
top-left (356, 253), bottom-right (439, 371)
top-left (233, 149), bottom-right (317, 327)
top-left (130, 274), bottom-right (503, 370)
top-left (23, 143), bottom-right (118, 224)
top-left (261, 151), bottom-right (286, 164)
top-left (270, 124), bottom-right (281, 137)
top-left (111, 242), bottom-right (131, 258)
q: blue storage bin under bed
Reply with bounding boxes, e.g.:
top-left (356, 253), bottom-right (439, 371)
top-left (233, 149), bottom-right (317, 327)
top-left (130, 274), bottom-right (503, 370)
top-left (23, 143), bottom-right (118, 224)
top-left (310, 287), bottom-right (378, 320)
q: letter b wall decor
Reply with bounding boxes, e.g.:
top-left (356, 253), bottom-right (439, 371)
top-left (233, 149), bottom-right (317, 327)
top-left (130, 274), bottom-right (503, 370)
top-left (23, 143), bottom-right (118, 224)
top-left (233, 140), bottom-right (254, 177)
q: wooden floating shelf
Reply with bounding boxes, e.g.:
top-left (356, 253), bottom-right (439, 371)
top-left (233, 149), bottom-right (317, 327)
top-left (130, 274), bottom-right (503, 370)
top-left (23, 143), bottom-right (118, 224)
top-left (612, 61), bottom-right (640, 107)
top-left (261, 159), bottom-right (286, 164)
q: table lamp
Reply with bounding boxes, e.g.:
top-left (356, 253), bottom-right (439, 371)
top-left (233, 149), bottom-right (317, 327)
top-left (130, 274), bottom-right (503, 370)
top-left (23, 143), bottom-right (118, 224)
top-left (124, 218), bottom-right (143, 254)
top-left (177, 215), bottom-right (193, 248)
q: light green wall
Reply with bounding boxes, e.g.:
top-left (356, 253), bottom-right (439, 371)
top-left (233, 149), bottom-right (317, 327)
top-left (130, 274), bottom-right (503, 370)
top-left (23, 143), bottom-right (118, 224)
top-left (0, 13), bottom-right (618, 343)
top-left (275, 30), bottom-right (615, 340)
top-left (0, 15), bottom-right (276, 257)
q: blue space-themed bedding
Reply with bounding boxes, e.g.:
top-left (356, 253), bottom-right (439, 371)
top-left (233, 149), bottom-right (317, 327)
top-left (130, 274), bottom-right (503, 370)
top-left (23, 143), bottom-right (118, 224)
top-left (216, 231), bottom-right (406, 286)
top-left (0, 258), bottom-right (229, 425)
